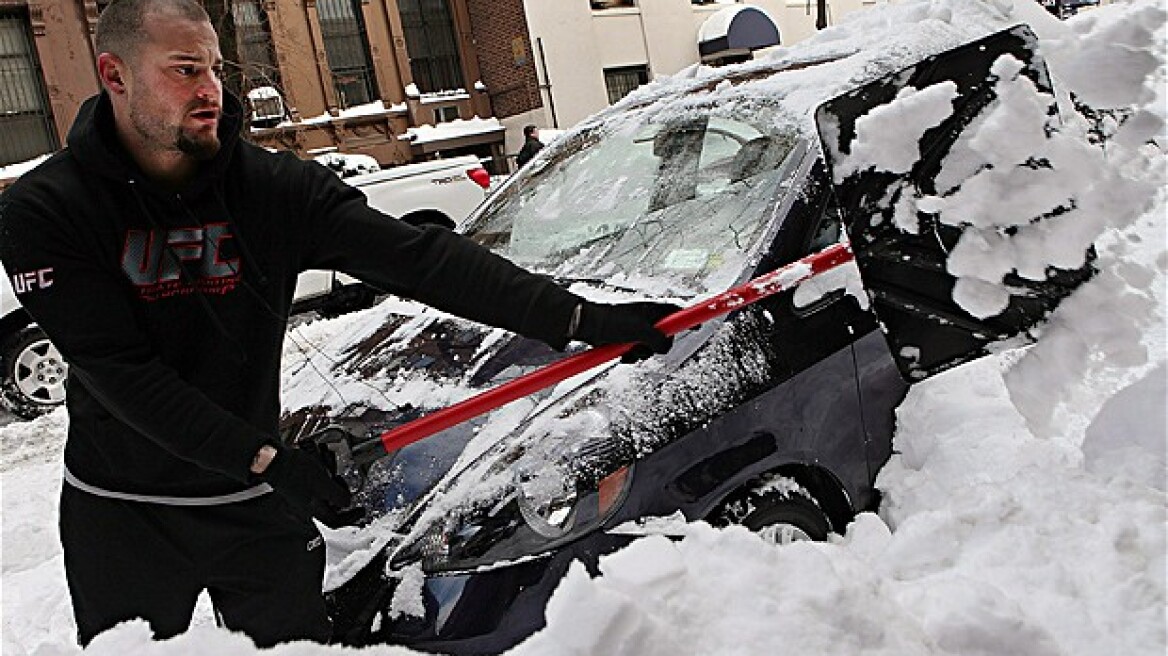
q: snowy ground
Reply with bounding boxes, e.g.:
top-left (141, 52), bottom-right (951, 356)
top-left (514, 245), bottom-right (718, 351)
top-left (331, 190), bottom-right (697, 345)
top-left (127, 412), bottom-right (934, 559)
top-left (3, 1), bottom-right (1165, 654)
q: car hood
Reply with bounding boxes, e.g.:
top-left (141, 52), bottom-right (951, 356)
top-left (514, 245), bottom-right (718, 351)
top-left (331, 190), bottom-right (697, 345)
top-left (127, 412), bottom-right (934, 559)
top-left (285, 292), bottom-right (730, 591)
top-left (309, 291), bottom-right (782, 592)
top-left (280, 292), bottom-right (716, 515)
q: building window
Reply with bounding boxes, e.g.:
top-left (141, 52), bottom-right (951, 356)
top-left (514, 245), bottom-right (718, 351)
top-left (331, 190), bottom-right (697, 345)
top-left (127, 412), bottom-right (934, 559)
top-left (399, 0), bottom-right (465, 93)
top-left (316, 0), bottom-right (378, 108)
top-left (232, 0), bottom-right (281, 93)
top-left (591, 0), bottom-right (636, 8)
top-left (0, 10), bottom-right (57, 166)
top-left (433, 105), bottom-right (460, 123)
top-left (604, 65), bottom-right (648, 105)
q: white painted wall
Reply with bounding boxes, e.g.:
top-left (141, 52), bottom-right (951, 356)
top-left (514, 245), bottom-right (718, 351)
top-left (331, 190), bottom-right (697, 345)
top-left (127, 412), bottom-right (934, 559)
top-left (522, 2), bottom-right (611, 130)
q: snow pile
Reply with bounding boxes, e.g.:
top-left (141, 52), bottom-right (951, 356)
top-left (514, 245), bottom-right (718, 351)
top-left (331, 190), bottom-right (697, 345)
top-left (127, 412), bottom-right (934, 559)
top-left (0, 407), bottom-right (67, 470)
top-left (1081, 361), bottom-right (1167, 490)
top-left (995, 2), bottom-right (1167, 437)
top-left (1, 2), bottom-right (1164, 656)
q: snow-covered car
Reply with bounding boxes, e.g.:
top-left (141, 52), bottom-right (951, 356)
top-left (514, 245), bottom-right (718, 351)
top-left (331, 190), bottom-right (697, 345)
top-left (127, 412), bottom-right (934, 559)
top-left (290, 24), bottom-right (1092, 654)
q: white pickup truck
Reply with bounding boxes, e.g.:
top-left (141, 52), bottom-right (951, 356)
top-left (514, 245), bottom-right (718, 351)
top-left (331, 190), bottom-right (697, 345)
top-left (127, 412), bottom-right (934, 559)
top-left (0, 154), bottom-right (491, 418)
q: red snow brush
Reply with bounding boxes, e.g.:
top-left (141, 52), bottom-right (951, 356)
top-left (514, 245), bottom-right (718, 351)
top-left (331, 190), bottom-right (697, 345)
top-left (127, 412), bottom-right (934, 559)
top-left (357, 242), bottom-right (855, 459)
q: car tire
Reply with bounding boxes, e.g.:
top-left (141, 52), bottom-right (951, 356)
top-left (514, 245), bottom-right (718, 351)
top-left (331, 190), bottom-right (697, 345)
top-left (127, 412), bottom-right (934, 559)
top-left (0, 326), bottom-right (67, 419)
top-left (717, 477), bottom-right (832, 544)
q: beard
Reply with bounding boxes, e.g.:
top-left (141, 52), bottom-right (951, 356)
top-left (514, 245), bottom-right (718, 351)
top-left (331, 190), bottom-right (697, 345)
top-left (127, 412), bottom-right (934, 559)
top-left (130, 102), bottom-right (221, 161)
top-left (177, 129), bottom-right (220, 160)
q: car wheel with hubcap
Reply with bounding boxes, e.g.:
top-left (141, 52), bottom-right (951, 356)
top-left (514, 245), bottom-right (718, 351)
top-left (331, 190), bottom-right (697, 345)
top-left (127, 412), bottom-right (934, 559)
top-left (0, 326), bottom-right (67, 419)
top-left (716, 476), bottom-right (832, 545)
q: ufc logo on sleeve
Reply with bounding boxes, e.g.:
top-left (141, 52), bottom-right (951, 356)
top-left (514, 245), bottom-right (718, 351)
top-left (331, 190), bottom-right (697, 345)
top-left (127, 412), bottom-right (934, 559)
top-left (10, 268), bottom-right (54, 295)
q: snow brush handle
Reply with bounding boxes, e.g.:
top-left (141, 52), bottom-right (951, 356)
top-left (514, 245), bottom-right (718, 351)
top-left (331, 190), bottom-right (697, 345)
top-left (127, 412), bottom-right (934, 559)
top-left (374, 242), bottom-right (854, 455)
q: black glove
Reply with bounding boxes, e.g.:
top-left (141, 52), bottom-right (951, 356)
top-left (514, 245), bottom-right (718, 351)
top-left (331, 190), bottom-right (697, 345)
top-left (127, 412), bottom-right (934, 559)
top-left (262, 446), bottom-right (354, 528)
top-left (570, 301), bottom-right (680, 363)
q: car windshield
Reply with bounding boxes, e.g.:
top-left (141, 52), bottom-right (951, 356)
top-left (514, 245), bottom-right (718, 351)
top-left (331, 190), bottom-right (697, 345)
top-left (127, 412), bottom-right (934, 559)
top-left (466, 104), bottom-right (800, 296)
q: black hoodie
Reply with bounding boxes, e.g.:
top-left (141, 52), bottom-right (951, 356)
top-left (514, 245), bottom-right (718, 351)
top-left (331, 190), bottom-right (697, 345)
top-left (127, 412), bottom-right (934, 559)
top-left (0, 92), bottom-right (579, 498)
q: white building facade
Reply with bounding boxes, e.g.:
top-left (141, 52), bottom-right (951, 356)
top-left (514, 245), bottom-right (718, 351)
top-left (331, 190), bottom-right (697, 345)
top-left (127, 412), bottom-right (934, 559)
top-left (504, 0), bottom-right (881, 153)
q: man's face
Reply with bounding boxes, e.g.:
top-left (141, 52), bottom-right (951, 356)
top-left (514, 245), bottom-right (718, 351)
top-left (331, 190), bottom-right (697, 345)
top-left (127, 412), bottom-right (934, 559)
top-left (123, 12), bottom-right (223, 160)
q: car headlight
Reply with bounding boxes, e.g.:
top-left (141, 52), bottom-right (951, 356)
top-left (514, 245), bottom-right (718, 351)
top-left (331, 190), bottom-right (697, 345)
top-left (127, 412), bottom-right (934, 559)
top-left (391, 435), bottom-right (634, 573)
top-left (516, 456), bottom-right (579, 539)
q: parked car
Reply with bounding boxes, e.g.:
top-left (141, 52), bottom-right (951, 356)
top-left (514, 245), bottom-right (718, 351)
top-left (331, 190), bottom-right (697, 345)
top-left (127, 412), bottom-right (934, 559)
top-left (0, 274), bottom-right (66, 418)
top-left (0, 155), bottom-right (490, 419)
top-left (290, 24), bottom-right (1090, 654)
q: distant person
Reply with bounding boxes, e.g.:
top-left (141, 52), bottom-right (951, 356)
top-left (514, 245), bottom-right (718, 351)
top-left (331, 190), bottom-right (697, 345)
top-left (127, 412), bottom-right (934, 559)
top-left (0, 0), bottom-right (676, 648)
top-left (516, 124), bottom-right (545, 169)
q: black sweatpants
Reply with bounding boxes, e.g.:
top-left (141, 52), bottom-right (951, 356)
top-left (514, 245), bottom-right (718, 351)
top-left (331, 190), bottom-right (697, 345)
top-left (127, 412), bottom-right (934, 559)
top-left (59, 483), bottom-right (332, 647)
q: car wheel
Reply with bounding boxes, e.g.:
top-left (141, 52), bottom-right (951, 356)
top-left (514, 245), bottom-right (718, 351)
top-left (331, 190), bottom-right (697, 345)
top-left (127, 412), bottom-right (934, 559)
top-left (0, 326), bottom-right (67, 419)
top-left (717, 477), bottom-right (832, 545)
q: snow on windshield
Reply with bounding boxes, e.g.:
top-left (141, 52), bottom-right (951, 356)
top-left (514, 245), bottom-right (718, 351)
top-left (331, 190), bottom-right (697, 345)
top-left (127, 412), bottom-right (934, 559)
top-left (468, 101), bottom-right (802, 297)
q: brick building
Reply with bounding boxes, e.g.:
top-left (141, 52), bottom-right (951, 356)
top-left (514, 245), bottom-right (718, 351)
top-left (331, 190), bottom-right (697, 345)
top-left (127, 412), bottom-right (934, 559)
top-left (0, 0), bottom-right (543, 175)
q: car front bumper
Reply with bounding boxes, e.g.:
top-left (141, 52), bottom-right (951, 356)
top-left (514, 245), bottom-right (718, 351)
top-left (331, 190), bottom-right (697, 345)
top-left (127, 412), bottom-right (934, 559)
top-left (331, 530), bottom-right (636, 655)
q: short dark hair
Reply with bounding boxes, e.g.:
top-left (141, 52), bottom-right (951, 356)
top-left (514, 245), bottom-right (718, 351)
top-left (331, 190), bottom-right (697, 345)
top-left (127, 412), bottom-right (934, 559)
top-left (523, 125), bottom-right (539, 138)
top-left (96, 0), bottom-right (211, 61)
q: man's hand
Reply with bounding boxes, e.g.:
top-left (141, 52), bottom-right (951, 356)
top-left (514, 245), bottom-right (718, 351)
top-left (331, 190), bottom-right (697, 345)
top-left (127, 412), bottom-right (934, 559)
top-left (570, 301), bottom-right (681, 363)
top-left (257, 445), bottom-right (353, 528)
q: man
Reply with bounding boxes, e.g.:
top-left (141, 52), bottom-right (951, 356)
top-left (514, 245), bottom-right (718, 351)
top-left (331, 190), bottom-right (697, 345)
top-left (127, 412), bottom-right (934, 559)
top-left (0, 0), bottom-right (674, 647)
top-left (515, 124), bottom-right (545, 168)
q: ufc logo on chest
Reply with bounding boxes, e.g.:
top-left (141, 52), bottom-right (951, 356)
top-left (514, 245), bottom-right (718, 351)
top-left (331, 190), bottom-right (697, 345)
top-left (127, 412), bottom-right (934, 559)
top-left (121, 224), bottom-right (239, 286)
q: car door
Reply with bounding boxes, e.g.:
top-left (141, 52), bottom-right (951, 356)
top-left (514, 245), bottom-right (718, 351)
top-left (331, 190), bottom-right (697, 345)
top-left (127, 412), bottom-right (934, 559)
top-left (815, 25), bottom-right (1094, 382)
top-left (739, 154), bottom-right (879, 509)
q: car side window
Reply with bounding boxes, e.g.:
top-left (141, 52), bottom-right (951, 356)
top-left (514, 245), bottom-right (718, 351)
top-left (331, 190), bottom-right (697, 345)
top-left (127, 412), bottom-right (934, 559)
top-left (806, 199), bottom-right (844, 254)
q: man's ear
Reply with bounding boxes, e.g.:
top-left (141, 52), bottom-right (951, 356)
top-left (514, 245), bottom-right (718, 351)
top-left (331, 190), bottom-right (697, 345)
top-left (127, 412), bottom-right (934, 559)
top-left (97, 53), bottom-right (128, 94)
